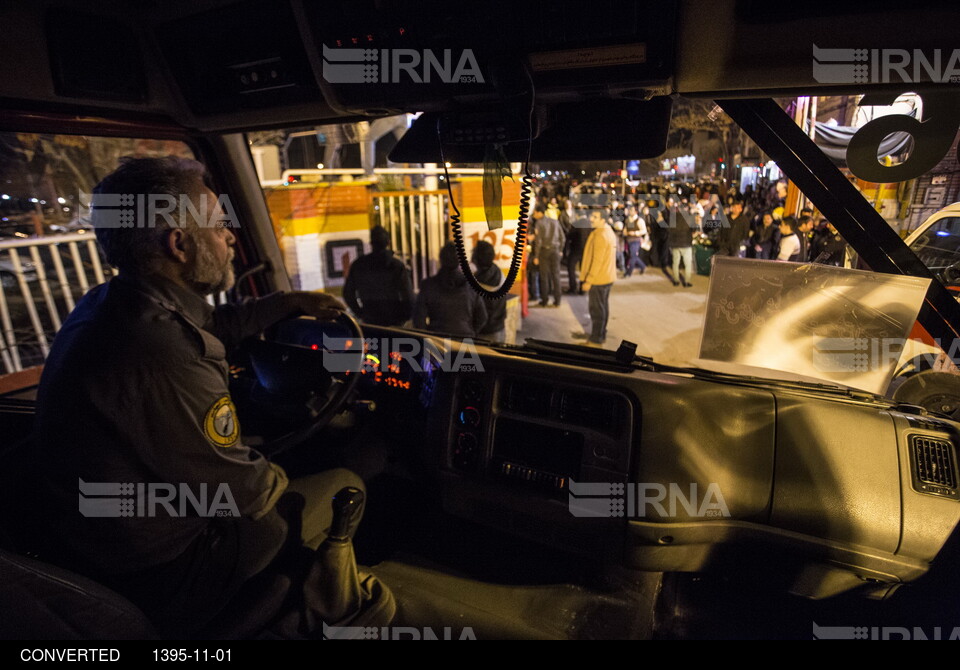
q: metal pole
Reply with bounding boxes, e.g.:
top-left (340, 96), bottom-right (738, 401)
top-left (398, 195), bottom-right (410, 272)
top-left (434, 193), bottom-right (445, 275)
top-left (407, 194), bottom-right (419, 292)
top-left (0, 267), bottom-right (16, 372)
top-left (9, 248), bottom-right (48, 356)
top-left (49, 243), bottom-right (75, 312)
top-left (68, 242), bottom-right (90, 294)
top-left (29, 246), bottom-right (61, 330)
top-left (418, 193), bottom-right (427, 286)
top-left (388, 196), bottom-right (399, 256)
top-left (87, 239), bottom-right (106, 285)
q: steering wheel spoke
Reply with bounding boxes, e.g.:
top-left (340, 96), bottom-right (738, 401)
top-left (231, 312), bottom-right (364, 458)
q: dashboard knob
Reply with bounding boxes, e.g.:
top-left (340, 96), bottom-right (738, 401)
top-left (459, 406), bottom-right (480, 427)
top-left (453, 432), bottom-right (478, 470)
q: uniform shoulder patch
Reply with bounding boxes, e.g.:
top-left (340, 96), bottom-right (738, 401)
top-left (203, 395), bottom-right (240, 448)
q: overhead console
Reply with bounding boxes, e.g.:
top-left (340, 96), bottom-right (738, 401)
top-left (304, 0), bottom-right (679, 115)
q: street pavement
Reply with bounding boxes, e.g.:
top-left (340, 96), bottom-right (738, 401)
top-left (517, 267), bottom-right (709, 367)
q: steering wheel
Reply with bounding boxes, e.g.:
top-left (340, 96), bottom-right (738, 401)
top-left (235, 311), bottom-right (365, 457)
top-left (942, 261), bottom-right (960, 285)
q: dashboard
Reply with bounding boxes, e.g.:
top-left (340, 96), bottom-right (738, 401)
top-left (249, 319), bottom-right (960, 600)
top-left (345, 325), bottom-right (960, 600)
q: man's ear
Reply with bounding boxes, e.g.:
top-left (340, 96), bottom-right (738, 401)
top-left (165, 227), bottom-right (191, 264)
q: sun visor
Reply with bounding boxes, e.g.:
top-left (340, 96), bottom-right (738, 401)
top-left (697, 257), bottom-right (932, 395)
top-left (389, 97), bottom-right (672, 163)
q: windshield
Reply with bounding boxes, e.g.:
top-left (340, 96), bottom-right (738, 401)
top-left (251, 94), bottom-right (959, 396)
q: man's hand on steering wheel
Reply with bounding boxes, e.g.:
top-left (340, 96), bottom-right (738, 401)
top-left (291, 292), bottom-right (348, 321)
top-left (236, 294), bottom-right (364, 457)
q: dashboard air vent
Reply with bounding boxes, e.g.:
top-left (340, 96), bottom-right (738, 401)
top-left (910, 435), bottom-right (960, 499)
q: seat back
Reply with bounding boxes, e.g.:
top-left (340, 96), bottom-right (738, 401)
top-left (0, 548), bottom-right (158, 639)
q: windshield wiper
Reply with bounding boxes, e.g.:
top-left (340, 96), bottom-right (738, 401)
top-left (507, 338), bottom-right (882, 401)
top-left (648, 360), bottom-right (882, 400)
top-left (500, 338), bottom-right (655, 371)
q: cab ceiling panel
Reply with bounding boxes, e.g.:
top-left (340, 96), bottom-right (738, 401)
top-left (156, 0), bottom-right (323, 116)
top-left (46, 9), bottom-right (147, 103)
top-left (675, 0), bottom-right (960, 96)
top-left (0, 3), bottom-right (185, 124)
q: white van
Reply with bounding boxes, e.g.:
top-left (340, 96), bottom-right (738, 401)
top-left (905, 203), bottom-right (960, 285)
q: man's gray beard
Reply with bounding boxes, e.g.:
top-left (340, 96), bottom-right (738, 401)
top-left (185, 234), bottom-right (235, 295)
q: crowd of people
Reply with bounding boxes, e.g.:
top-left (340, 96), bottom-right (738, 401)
top-left (530, 175), bottom-right (851, 285)
top-left (343, 176), bottom-right (851, 345)
top-left (342, 226), bottom-right (508, 342)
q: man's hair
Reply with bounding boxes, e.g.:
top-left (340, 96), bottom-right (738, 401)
top-left (91, 156), bottom-right (209, 274)
top-left (439, 241), bottom-right (460, 270)
top-left (781, 215), bottom-right (799, 233)
top-left (472, 240), bottom-right (495, 268)
top-left (370, 225), bottom-right (391, 251)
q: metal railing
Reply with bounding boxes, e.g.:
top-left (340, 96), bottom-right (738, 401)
top-left (0, 231), bottom-right (115, 374)
top-left (260, 166), bottom-right (489, 188)
top-left (370, 191), bottom-right (449, 292)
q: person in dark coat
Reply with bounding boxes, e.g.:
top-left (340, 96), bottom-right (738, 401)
top-left (414, 242), bottom-right (487, 339)
top-left (751, 212), bottom-right (782, 260)
top-left (532, 206), bottom-right (564, 307)
top-left (564, 206), bottom-right (589, 294)
top-left (797, 214), bottom-right (815, 262)
top-left (472, 240), bottom-right (507, 343)
top-left (342, 226), bottom-right (413, 326)
top-left (810, 221), bottom-right (847, 266)
top-left (717, 198), bottom-right (749, 257)
top-left (650, 207), bottom-right (676, 284)
top-left (665, 197), bottom-right (696, 287)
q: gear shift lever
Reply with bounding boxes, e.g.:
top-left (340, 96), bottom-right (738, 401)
top-left (329, 487), bottom-right (365, 541)
top-left (311, 487), bottom-right (366, 626)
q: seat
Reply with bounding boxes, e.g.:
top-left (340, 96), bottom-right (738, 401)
top-left (0, 547), bottom-right (158, 639)
top-left (0, 426), bottom-right (292, 640)
top-left (0, 545), bottom-right (296, 639)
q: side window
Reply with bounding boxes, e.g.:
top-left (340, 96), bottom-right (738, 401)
top-left (0, 133), bottom-right (194, 374)
top-left (910, 216), bottom-right (960, 284)
top-left (928, 217), bottom-right (960, 238)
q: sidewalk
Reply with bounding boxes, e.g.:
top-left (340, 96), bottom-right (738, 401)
top-left (516, 268), bottom-right (709, 367)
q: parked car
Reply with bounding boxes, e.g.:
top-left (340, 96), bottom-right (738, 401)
top-left (0, 257), bottom-right (37, 289)
top-left (905, 203), bottom-right (960, 285)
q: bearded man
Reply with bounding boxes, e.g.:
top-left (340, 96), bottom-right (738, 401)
top-left (29, 156), bottom-right (371, 636)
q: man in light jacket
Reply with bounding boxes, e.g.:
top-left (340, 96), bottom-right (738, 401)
top-left (579, 209), bottom-right (618, 346)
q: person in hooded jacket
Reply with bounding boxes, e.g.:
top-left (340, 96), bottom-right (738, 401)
top-left (414, 242), bottom-right (487, 339)
top-left (472, 240), bottom-right (507, 343)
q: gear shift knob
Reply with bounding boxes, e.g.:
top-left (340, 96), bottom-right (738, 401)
top-left (329, 487), bottom-right (365, 541)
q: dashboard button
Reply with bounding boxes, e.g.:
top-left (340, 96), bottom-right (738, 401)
top-left (453, 432), bottom-right (478, 470)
